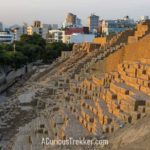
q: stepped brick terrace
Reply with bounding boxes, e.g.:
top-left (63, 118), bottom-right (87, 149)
top-left (1, 20), bottom-right (150, 150)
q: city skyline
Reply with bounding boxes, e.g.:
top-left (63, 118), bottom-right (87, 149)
top-left (0, 0), bottom-right (150, 26)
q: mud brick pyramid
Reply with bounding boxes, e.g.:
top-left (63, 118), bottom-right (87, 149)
top-left (54, 20), bottom-right (150, 139)
top-left (12, 20), bottom-right (150, 150)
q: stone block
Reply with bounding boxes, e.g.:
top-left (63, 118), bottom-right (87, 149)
top-left (137, 79), bottom-right (144, 86)
top-left (83, 119), bottom-right (88, 128)
top-left (120, 104), bottom-right (130, 112)
top-left (87, 124), bottom-right (93, 133)
top-left (145, 101), bottom-right (150, 113)
top-left (112, 108), bottom-right (120, 116)
top-left (102, 125), bottom-right (109, 133)
top-left (106, 89), bottom-right (117, 100)
top-left (79, 116), bottom-right (83, 123)
top-left (128, 36), bottom-right (138, 44)
top-left (115, 93), bottom-right (124, 101)
top-left (99, 115), bottom-right (105, 125)
top-left (104, 115), bottom-right (112, 124)
top-left (138, 106), bottom-right (145, 113)
top-left (126, 67), bottom-right (137, 74)
top-left (126, 95), bottom-right (145, 108)
top-left (130, 111), bottom-right (141, 122)
top-left (143, 81), bottom-right (150, 87)
top-left (141, 58), bottom-right (150, 65)
top-left (93, 108), bottom-right (98, 115)
top-left (137, 74), bottom-right (150, 81)
top-left (132, 83), bottom-right (141, 91)
top-left (111, 121), bottom-right (120, 131)
top-left (140, 86), bottom-right (150, 96)
top-left (123, 63), bottom-right (130, 69)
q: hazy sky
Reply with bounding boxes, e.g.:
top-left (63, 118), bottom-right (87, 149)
top-left (0, 0), bottom-right (149, 26)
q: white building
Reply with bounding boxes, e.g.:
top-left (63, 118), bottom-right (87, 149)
top-left (47, 30), bottom-right (65, 43)
top-left (69, 33), bottom-right (95, 43)
top-left (0, 31), bottom-right (13, 43)
top-left (27, 23), bottom-right (58, 39)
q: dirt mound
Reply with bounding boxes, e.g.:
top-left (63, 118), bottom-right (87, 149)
top-left (106, 115), bottom-right (150, 150)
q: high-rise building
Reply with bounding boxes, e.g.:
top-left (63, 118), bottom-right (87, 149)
top-left (23, 23), bottom-right (28, 34)
top-left (26, 21), bottom-right (42, 36)
top-left (63, 13), bottom-right (82, 28)
top-left (33, 21), bottom-right (41, 28)
top-left (42, 24), bottom-right (52, 39)
top-left (0, 22), bottom-right (3, 31)
top-left (102, 16), bottom-right (135, 35)
top-left (66, 13), bottom-right (76, 26)
top-left (88, 14), bottom-right (99, 33)
top-left (76, 17), bottom-right (82, 27)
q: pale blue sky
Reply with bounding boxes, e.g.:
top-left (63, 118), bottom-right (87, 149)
top-left (0, 0), bottom-right (149, 26)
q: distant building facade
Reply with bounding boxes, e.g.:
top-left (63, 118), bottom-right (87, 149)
top-left (70, 33), bottom-right (95, 43)
top-left (27, 21), bottom-right (42, 36)
top-left (52, 24), bottom-right (58, 30)
top-left (102, 16), bottom-right (135, 35)
top-left (0, 31), bottom-right (13, 43)
top-left (46, 27), bottom-right (91, 44)
top-left (64, 28), bottom-right (85, 43)
top-left (0, 22), bottom-right (3, 31)
top-left (42, 24), bottom-right (52, 39)
top-left (10, 25), bottom-right (25, 41)
top-left (27, 26), bottom-right (42, 36)
top-left (141, 16), bottom-right (149, 21)
top-left (66, 13), bottom-right (76, 25)
top-left (63, 13), bottom-right (82, 28)
top-left (88, 14), bottom-right (99, 33)
top-left (33, 21), bottom-right (41, 28)
top-left (46, 30), bottom-right (65, 43)
top-left (26, 21), bottom-right (58, 39)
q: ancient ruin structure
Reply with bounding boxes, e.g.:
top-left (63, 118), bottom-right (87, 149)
top-left (2, 20), bottom-right (150, 150)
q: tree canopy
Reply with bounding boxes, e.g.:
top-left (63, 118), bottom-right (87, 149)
top-left (0, 33), bottom-right (73, 69)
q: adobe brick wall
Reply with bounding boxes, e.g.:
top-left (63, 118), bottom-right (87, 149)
top-left (93, 37), bottom-right (108, 46)
top-left (95, 34), bottom-right (150, 74)
top-left (92, 47), bottom-right (124, 73)
top-left (104, 47), bottom-right (124, 72)
top-left (124, 34), bottom-right (150, 61)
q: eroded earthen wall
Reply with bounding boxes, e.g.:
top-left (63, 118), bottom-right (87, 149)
top-left (96, 34), bottom-right (150, 73)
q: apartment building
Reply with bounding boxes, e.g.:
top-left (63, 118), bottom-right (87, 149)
top-left (63, 13), bottom-right (82, 28)
top-left (46, 30), bottom-right (65, 43)
top-left (0, 31), bottom-right (13, 43)
top-left (88, 14), bottom-right (99, 33)
top-left (102, 16), bottom-right (135, 35)
top-left (27, 26), bottom-right (42, 36)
